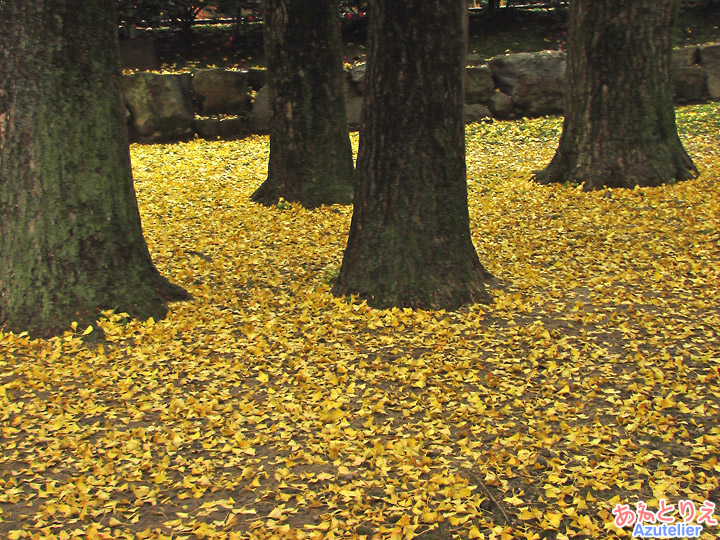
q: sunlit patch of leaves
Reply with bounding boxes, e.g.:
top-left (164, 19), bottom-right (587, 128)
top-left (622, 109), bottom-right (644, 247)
top-left (1, 103), bottom-right (719, 540)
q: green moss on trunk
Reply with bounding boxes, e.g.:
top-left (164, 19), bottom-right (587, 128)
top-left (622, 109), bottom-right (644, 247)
top-left (0, 0), bottom-right (189, 337)
top-left (251, 0), bottom-right (355, 208)
top-left (535, 0), bottom-right (698, 190)
top-left (332, 0), bottom-right (491, 310)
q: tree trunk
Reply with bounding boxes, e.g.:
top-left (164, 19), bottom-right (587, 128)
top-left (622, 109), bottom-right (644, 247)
top-left (0, 0), bottom-right (189, 337)
top-left (332, 0), bottom-right (492, 310)
top-left (251, 0), bottom-right (355, 208)
top-left (535, 0), bottom-right (698, 190)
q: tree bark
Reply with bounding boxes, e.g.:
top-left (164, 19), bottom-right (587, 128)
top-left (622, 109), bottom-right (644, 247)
top-left (251, 0), bottom-right (355, 208)
top-left (332, 0), bottom-right (492, 310)
top-left (535, 0), bottom-right (698, 190)
top-left (0, 0), bottom-right (189, 337)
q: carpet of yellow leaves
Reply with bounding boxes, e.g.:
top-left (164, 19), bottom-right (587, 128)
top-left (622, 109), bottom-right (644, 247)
top-left (1, 103), bottom-right (719, 540)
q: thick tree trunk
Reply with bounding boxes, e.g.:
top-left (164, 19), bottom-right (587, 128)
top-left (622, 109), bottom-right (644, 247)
top-left (251, 0), bottom-right (355, 208)
top-left (332, 0), bottom-right (492, 310)
top-left (0, 0), bottom-right (189, 337)
top-left (535, 0), bottom-right (698, 190)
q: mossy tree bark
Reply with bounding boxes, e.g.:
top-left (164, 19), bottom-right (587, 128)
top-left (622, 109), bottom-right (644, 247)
top-left (0, 0), bottom-right (189, 337)
top-left (535, 0), bottom-right (698, 190)
top-left (251, 0), bottom-right (355, 208)
top-left (332, 0), bottom-right (492, 310)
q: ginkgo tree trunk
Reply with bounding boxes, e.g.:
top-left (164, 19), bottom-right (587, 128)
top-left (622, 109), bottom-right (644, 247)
top-left (332, 0), bottom-right (492, 310)
top-left (535, 0), bottom-right (698, 189)
top-left (250, 0), bottom-right (355, 208)
top-left (0, 0), bottom-right (189, 337)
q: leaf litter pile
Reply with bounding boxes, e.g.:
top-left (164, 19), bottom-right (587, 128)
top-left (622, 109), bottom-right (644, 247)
top-left (2, 103), bottom-right (720, 540)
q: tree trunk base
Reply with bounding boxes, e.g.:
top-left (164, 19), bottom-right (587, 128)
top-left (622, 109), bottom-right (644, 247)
top-left (332, 269), bottom-right (493, 312)
top-left (534, 144), bottom-right (699, 190)
top-left (331, 0), bottom-right (492, 312)
top-left (0, 0), bottom-right (191, 339)
top-left (250, 176), bottom-right (353, 209)
top-left (535, 0), bottom-right (698, 192)
top-left (256, 0), bottom-right (355, 210)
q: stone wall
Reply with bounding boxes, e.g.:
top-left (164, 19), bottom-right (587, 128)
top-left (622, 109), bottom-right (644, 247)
top-left (122, 44), bottom-right (720, 143)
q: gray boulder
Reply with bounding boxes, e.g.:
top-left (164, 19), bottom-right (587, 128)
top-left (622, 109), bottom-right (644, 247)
top-left (345, 74), bottom-right (363, 129)
top-left (467, 53), bottom-right (485, 66)
top-left (489, 50), bottom-right (566, 116)
top-left (192, 69), bottom-right (249, 115)
top-left (465, 104), bottom-right (492, 123)
top-left (699, 44), bottom-right (720, 99)
top-left (673, 46), bottom-right (698, 68)
top-left (673, 65), bottom-right (708, 102)
top-left (350, 63), bottom-right (366, 94)
top-left (487, 91), bottom-right (514, 120)
top-left (122, 72), bottom-right (194, 142)
top-left (251, 86), bottom-right (271, 133)
top-left (465, 65), bottom-right (495, 104)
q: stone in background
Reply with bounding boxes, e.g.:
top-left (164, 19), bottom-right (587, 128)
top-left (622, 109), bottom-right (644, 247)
top-left (121, 43), bottom-right (720, 142)
top-left (122, 72), bottom-right (194, 142)
top-left (192, 69), bottom-right (250, 116)
top-left (466, 65), bottom-right (495, 104)
top-left (699, 44), bottom-right (720, 99)
top-left (489, 50), bottom-right (566, 117)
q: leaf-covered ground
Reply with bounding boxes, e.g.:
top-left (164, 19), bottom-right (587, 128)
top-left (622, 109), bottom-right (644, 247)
top-left (2, 103), bottom-right (720, 540)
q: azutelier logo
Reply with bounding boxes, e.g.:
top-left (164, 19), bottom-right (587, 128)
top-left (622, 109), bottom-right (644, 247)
top-left (612, 499), bottom-right (717, 538)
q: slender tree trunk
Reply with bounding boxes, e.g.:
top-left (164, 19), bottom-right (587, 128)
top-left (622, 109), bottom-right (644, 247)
top-left (535, 0), bottom-right (697, 190)
top-left (332, 0), bottom-right (492, 310)
top-left (251, 0), bottom-right (355, 208)
top-left (0, 0), bottom-right (189, 337)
